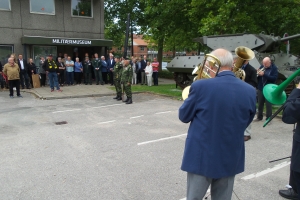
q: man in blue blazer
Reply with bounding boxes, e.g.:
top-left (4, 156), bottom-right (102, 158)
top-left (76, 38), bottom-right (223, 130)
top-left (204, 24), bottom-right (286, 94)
top-left (179, 48), bottom-right (256, 200)
top-left (256, 57), bottom-right (278, 121)
top-left (107, 54), bottom-right (115, 85)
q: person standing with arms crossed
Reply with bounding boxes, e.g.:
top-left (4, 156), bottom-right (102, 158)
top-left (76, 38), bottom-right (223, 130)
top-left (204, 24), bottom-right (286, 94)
top-left (179, 48), bottom-right (256, 200)
top-left (3, 58), bottom-right (22, 98)
top-left (43, 54), bottom-right (62, 92)
top-left (83, 56), bottom-right (93, 85)
top-left (92, 53), bottom-right (103, 85)
top-left (151, 57), bottom-right (159, 86)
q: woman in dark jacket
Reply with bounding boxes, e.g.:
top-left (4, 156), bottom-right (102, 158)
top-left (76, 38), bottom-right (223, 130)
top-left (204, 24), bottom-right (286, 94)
top-left (27, 58), bottom-right (36, 87)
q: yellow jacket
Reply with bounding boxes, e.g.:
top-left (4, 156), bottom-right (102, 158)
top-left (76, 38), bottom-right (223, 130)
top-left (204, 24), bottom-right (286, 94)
top-left (3, 63), bottom-right (20, 80)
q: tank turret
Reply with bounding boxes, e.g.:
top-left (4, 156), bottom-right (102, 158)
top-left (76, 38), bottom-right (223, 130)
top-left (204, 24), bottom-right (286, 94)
top-left (167, 33), bottom-right (300, 90)
top-left (193, 33), bottom-right (300, 53)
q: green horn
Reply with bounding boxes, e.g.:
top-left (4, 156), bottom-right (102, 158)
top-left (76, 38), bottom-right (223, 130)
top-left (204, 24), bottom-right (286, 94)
top-left (263, 68), bottom-right (300, 105)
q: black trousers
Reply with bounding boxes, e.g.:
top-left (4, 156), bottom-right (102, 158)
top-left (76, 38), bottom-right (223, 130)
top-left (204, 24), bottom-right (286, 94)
top-left (0, 75), bottom-right (4, 88)
top-left (102, 72), bottom-right (108, 84)
top-left (257, 89), bottom-right (272, 119)
top-left (108, 71), bottom-right (114, 85)
top-left (20, 70), bottom-right (30, 88)
top-left (8, 79), bottom-right (20, 96)
top-left (289, 169), bottom-right (300, 197)
top-left (137, 71), bottom-right (141, 83)
top-left (84, 73), bottom-right (92, 84)
top-left (40, 73), bottom-right (46, 86)
top-left (74, 72), bottom-right (82, 84)
top-left (152, 72), bottom-right (158, 85)
top-left (58, 70), bottom-right (65, 85)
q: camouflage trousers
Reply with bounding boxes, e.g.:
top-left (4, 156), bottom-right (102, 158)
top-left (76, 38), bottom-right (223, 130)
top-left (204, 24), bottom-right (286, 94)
top-left (114, 78), bottom-right (122, 96)
top-left (122, 83), bottom-right (132, 98)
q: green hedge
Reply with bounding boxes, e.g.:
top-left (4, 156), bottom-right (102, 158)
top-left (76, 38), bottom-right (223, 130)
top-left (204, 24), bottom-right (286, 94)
top-left (158, 70), bottom-right (173, 79)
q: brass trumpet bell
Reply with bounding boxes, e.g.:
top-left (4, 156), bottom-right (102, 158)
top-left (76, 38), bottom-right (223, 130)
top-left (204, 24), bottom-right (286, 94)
top-left (182, 54), bottom-right (221, 100)
top-left (233, 46), bottom-right (255, 80)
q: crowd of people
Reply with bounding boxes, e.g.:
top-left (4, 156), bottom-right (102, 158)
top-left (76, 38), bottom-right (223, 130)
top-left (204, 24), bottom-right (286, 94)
top-left (0, 52), bottom-right (159, 101)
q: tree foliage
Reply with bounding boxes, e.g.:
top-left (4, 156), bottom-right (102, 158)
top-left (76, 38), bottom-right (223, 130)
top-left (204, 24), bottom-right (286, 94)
top-left (104, 0), bottom-right (300, 62)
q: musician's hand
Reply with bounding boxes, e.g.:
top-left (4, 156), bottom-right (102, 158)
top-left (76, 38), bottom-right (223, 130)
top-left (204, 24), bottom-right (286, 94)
top-left (297, 84), bottom-right (300, 89)
top-left (258, 71), bottom-right (264, 76)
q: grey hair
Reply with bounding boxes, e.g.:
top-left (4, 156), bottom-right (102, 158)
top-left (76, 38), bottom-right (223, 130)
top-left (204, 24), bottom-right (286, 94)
top-left (210, 48), bottom-right (233, 68)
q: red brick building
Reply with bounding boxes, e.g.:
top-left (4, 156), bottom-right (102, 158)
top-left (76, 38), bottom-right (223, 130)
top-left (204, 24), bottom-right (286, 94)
top-left (111, 34), bottom-right (197, 59)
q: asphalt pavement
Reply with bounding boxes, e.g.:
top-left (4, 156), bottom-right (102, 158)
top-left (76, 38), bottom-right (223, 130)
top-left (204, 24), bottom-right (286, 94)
top-left (0, 89), bottom-right (293, 200)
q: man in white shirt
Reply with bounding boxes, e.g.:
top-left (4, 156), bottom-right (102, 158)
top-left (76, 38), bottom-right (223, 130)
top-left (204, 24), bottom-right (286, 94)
top-left (17, 54), bottom-right (30, 89)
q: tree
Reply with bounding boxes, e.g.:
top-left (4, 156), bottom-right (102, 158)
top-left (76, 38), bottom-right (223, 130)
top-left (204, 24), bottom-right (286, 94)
top-left (189, 0), bottom-right (300, 53)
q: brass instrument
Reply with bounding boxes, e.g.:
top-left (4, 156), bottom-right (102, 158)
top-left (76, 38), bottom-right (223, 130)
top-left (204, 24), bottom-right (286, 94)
top-left (182, 46), bottom-right (255, 100)
top-left (263, 68), bottom-right (300, 126)
top-left (233, 46), bottom-right (255, 80)
top-left (257, 67), bottom-right (265, 76)
top-left (182, 54), bottom-right (221, 100)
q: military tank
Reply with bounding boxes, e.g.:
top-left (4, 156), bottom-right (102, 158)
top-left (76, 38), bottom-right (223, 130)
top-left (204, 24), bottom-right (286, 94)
top-left (167, 33), bottom-right (300, 91)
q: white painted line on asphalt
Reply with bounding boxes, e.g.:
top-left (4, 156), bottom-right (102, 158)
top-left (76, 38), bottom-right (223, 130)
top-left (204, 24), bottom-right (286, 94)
top-left (98, 120), bottom-right (116, 125)
top-left (241, 161), bottom-right (291, 180)
top-left (91, 104), bottom-right (123, 109)
top-left (52, 109), bottom-right (81, 113)
top-left (138, 133), bottom-right (187, 146)
top-left (155, 111), bottom-right (171, 114)
top-left (130, 115), bottom-right (144, 119)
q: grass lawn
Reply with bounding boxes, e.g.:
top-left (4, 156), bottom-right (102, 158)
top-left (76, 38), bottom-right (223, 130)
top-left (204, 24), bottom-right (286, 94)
top-left (109, 84), bottom-right (183, 100)
top-left (132, 84), bottom-right (182, 99)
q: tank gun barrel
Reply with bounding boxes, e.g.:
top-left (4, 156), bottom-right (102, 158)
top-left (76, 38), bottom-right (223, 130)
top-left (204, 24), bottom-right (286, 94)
top-left (280, 34), bottom-right (300, 42)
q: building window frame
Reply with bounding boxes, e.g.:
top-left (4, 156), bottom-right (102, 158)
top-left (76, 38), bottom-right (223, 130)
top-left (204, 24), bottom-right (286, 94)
top-left (71, 0), bottom-right (93, 18)
top-left (29, 0), bottom-right (55, 15)
top-left (0, 44), bottom-right (14, 64)
top-left (32, 45), bottom-right (57, 67)
top-left (0, 0), bottom-right (11, 11)
top-left (140, 46), bottom-right (145, 51)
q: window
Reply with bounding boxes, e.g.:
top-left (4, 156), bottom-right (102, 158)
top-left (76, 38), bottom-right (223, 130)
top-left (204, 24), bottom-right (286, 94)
top-left (30, 0), bottom-right (55, 15)
top-left (72, 0), bottom-right (92, 18)
top-left (0, 45), bottom-right (13, 64)
top-left (140, 47), bottom-right (145, 51)
top-left (0, 0), bottom-right (10, 11)
top-left (33, 46), bottom-right (57, 67)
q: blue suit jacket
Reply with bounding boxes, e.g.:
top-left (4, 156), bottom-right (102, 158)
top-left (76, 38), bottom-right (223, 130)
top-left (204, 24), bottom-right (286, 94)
top-left (179, 71), bottom-right (256, 179)
top-left (101, 60), bottom-right (108, 72)
top-left (257, 63), bottom-right (278, 91)
top-left (107, 58), bottom-right (115, 70)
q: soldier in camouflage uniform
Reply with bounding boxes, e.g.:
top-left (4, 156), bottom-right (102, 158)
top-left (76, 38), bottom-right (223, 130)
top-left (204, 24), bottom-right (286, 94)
top-left (113, 56), bottom-right (123, 100)
top-left (121, 59), bottom-right (133, 104)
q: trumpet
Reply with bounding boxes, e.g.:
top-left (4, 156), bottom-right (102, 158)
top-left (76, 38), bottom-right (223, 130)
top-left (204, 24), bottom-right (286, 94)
top-left (257, 67), bottom-right (265, 76)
